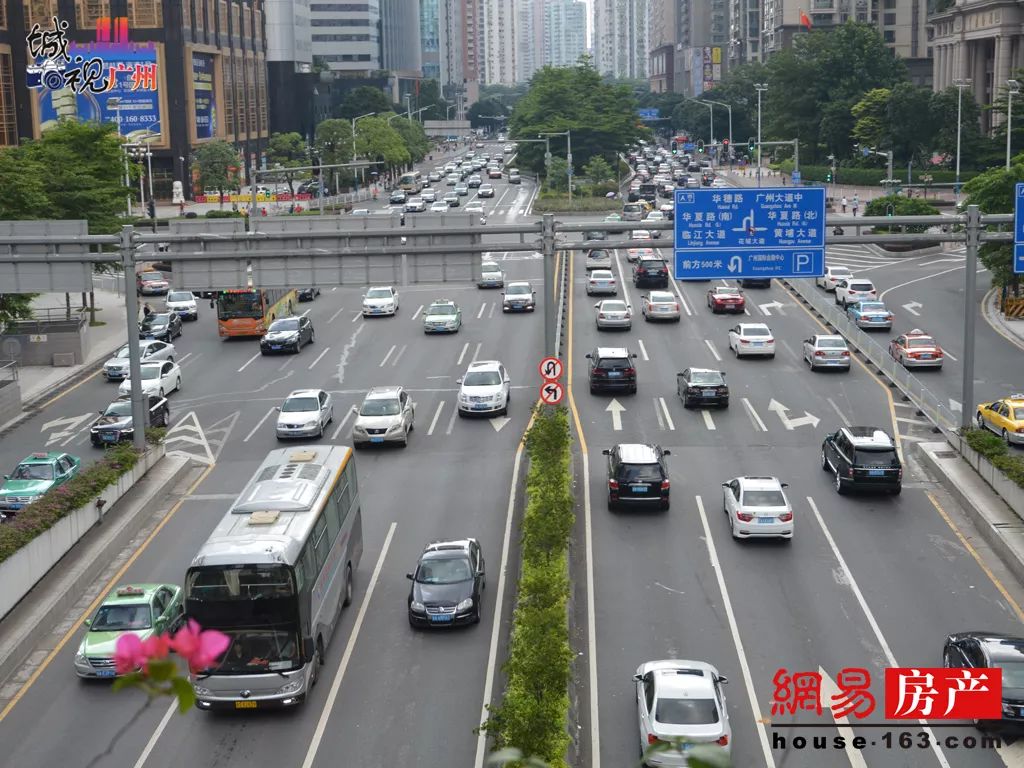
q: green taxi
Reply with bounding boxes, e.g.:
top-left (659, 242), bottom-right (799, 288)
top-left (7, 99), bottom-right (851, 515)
top-left (0, 452), bottom-right (81, 516)
top-left (74, 584), bottom-right (185, 678)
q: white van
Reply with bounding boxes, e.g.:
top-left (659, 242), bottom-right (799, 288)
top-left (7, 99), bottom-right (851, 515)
top-left (622, 203), bottom-right (644, 221)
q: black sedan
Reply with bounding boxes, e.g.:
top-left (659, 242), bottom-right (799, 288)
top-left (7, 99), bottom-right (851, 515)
top-left (138, 312), bottom-right (182, 342)
top-left (944, 632), bottom-right (1024, 730)
top-left (259, 315), bottom-right (315, 354)
top-left (297, 288), bottom-right (321, 302)
top-left (678, 367), bottom-right (729, 408)
top-left (407, 539), bottom-right (485, 628)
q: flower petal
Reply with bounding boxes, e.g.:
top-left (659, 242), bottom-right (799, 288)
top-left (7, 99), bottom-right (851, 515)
top-left (114, 633), bottom-right (146, 675)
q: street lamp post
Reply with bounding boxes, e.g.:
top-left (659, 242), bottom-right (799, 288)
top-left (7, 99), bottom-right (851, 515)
top-left (109, 98), bottom-right (133, 216)
top-left (687, 99), bottom-right (713, 156)
top-left (352, 112), bottom-right (376, 189)
top-left (953, 78), bottom-right (972, 207)
top-left (539, 130), bottom-right (572, 204)
top-left (754, 83), bottom-right (768, 187)
top-left (404, 94), bottom-right (412, 121)
top-left (446, 105), bottom-right (455, 120)
top-left (1007, 79), bottom-right (1020, 171)
top-left (701, 99), bottom-right (732, 164)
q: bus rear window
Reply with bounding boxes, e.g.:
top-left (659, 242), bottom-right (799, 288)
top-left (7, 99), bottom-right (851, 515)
top-left (186, 565), bottom-right (296, 600)
top-left (217, 292), bottom-right (262, 319)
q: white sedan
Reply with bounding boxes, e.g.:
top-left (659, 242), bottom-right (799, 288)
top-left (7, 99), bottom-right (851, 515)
top-left (594, 299), bottom-right (632, 330)
top-left (362, 286), bottom-right (399, 317)
top-left (586, 269), bottom-right (617, 296)
top-left (118, 360), bottom-right (182, 398)
top-left (728, 323), bottom-right (775, 358)
top-left (722, 476), bottom-right (794, 540)
top-left (429, 201), bottom-right (449, 213)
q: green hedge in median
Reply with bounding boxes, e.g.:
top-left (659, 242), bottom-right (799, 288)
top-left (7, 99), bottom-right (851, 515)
top-left (483, 406), bottom-right (574, 767)
top-left (962, 427), bottom-right (1024, 490)
top-left (0, 444), bottom-right (143, 564)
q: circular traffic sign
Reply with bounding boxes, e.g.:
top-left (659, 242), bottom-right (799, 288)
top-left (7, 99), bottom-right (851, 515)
top-left (540, 381), bottom-right (564, 405)
top-left (539, 356), bottom-right (563, 381)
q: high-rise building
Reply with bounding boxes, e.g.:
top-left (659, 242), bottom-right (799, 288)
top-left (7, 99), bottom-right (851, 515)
top-left (266, 0), bottom-right (312, 72)
top-left (728, 0), bottom-right (761, 65)
top-left (309, 0), bottom-right (381, 74)
top-left (544, 0), bottom-right (587, 69)
top-left (647, 0), bottom-right (678, 93)
top-left (516, 0), bottom-right (544, 83)
top-left (594, 0), bottom-right (649, 79)
top-left (482, 0), bottom-right (517, 85)
top-left (421, 0), bottom-right (442, 80)
top-left (381, 0), bottom-right (423, 77)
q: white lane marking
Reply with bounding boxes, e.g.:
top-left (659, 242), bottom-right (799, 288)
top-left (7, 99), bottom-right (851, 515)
top-left (744, 306), bottom-right (751, 316)
top-left (477, 302), bottom-right (487, 319)
top-left (819, 667), bottom-right (870, 768)
top-left (653, 398), bottom-right (665, 430)
top-left (826, 397), bottom-right (852, 426)
top-left (335, 323), bottom-right (365, 386)
top-left (445, 405), bottom-right (458, 435)
top-left (243, 407), bottom-right (276, 442)
top-left (427, 401), bottom-right (446, 435)
top-left (412, 304), bottom-right (424, 320)
top-left (329, 405), bottom-right (354, 441)
top-left (667, 274), bottom-right (695, 316)
top-left (612, 250), bottom-right (633, 308)
top-left (637, 339), bottom-right (650, 361)
top-left (702, 410), bottom-right (716, 431)
top-left (351, 311), bottom-right (362, 322)
top-left (658, 397), bottom-right (675, 431)
top-left (489, 302), bottom-right (496, 319)
top-left (278, 357), bottom-right (292, 372)
top-left (331, 286), bottom-right (338, 291)
top-left (457, 342), bottom-right (470, 366)
top-left (943, 348), bottom-right (958, 362)
top-left (582, 451), bottom-right (601, 768)
top-left (308, 346), bottom-right (331, 370)
top-left (327, 306), bottom-right (346, 323)
top-left (472, 420), bottom-right (533, 768)
top-left (919, 258), bottom-right (965, 267)
top-left (302, 523), bottom-right (398, 768)
top-left (379, 344), bottom-right (396, 367)
top-left (695, 496), bottom-right (777, 768)
top-left (805, 496), bottom-right (953, 768)
top-left (471, 341), bottom-right (482, 363)
top-left (131, 699), bottom-right (176, 768)
top-left (896, 416), bottom-right (933, 426)
top-left (878, 264), bottom-right (966, 301)
top-left (175, 352), bottom-right (195, 367)
top-left (704, 339), bottom-right (722, 362)
top-left (391, 344), bottom-right (407, 366)
top-left (237, 352), bottom-right (260, 373)
top-left (902, 300), bottom-right (923, 316)
top-left (741, 397), bottom-right (768, 432)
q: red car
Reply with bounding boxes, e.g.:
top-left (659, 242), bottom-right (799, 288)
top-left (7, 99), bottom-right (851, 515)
top-left (888, 328), bottom-right (944, 369)
top-left (706, 286), bottom-right (746, 314)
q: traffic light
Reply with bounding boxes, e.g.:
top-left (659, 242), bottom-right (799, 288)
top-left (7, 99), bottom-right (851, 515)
top-left (826, 171), bottom-right (832, 183)
top-left (696, 139), bottom-right (705, 154)
top-left (671, 141), bottom-right (678, 155)
top-left (147, 199), bottom-right (156, 219)
top-left (722, 138), bottom-right (729, 149)
top-left (748, 138), bottom-right (756, 154)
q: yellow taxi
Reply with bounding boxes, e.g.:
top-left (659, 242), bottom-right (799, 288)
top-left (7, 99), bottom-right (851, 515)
top-left (975, 394), bottom-right (1024, 446)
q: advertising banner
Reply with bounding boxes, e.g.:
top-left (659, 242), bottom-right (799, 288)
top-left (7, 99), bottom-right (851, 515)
top-left (192, 52), bottom-right (217, 140)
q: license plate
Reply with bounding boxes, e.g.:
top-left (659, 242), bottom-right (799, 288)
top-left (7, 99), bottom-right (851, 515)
top-left (431, 614), bottom-right (453, 623)
top-left (146, 335), bottom-right (155, 339)
top-left (96, 669), bottom-right (116, 678)
top-left (271, 346), bottom-right (281, 350)
top-left (868, 469), bottom-right (886, 476)
top-left (752, 342), bottom-right (763, 347)
top-left (473, 404), bottom-right (490, 410)
top-left (702, 391), bottom-right (716, 397)
top-left (235, 701), bottom-right (258, 709)
top-left (102, 434), bottom-right (117, 442)
top-left (370, 436), bottom-right (384, 443)
top-left (631, 485), bottom-right (647, 493)
top-left (920, 354), bottom-right (932, 359)
top-left (757, 516), bottom-right (774, 524)
top-left (608, 371), bottom-right (622, 377)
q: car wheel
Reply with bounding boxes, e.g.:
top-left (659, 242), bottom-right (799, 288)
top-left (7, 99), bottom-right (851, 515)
top-left (175, 377), bottom-right (181, 393)
top-left (682, 398), bottom-right (691, 409)
top-left (343, 564), bottom-right (353, 607)
top-left (644, 314), bottom-right (650, 322)
top-left (976, 413), bottom-right (985, 429)
top-left (835, 472), bottom-right (846, 495)
top-left (316, 421), bottom-right (324, 439)
top-left (401, 426), bottom-right (409, 446)
top-left (1003, 429), bottom-right (1013, 446)
top-left (768, 353), bottom-right (776, 359)
top-left (821, 448), bottom-right (829, 471)
top-left (730, 515), bottom-right (738, 539)
top-left (159, 387), bottom-right (165, 397)
top-left (891, 485), bottom-right (902, 496)
top-left (472, 604), bottom-right (481, 624)
top-left (310, 330), bottom-right (316, 344)
top-left (607, 495), bottom-right (615, 511)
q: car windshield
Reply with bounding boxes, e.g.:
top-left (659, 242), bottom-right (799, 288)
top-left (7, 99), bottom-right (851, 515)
top-left (139, 366), bottom-right (162, 380)
top-left (817, 338), bottom-right (846, 349)
top-left (268, 318), bottom-right (299, 332)
top-left (858, 302), bottom-right (885, 311)
top-left (907, 337), bottom-right (935, 348)
top-left (588, 250), bottom-right (609, 259)
top-left (208, 629), bottom-right (302, 674)
top-left (12, 463), bottom-right (53, 480)
top-left (482, 265), bottom-right (501, 274)
top-left (167, 291), bottom-right (192, 302)
top-left (360, 398), bottom-right (401, 416)
top-left (141, 315), bottom-right (168, 329)
top-left (742, 327), bottom-right (771, 337)
top-left (650, 293), bottom-right (674, 304)
top-left (104, 401), bottom-right (133, 417)
top-left (854, 448), bottom-right (898, 467)
top-left (849, 283), bottom-right (874, 291)
top-left (428, 304), bottom-right (456, 315)
top-left (997, 661), bottom-right (1024, 689)
top-left (689, 371), bottom-right (724, 385)
top-left (91, 602), bottom-right (152, 631)
top-left (743, 489), bottom-right (786, 507)
top-left (602, 302), bottom-right (628, 312)
top-left (416, 556), bottom-right (473, 584)
top-left (115, 345), bottom-right (134, 359)
top-left (464, 371), bottom-right (502, 386)
top-left (1013, 408), bottom-right (1023, 421)
top-left (366, 288), bottom-right (393, 299)
top-left (656, 697), bottom-right (719, 725)
top-left (140, 272), bottom-right (163, 282)
top-left (831, 270), bottom-right (852, 278)
top-left (591, 272), bottom-right (613, 280)
top-left (715, 288), bottom-right (741, 296)
top-left (507, 285), bottom-right (531, 295)
top-left (281, 397), bottom-right (318, 412)
top-left (620, 463), bottom-right (661, 482)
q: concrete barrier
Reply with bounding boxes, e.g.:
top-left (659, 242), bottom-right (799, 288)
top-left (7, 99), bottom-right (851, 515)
top-left (948, 433), bottom-right (1024, 521)
top-left (0, 444), bottom-right (165, 621)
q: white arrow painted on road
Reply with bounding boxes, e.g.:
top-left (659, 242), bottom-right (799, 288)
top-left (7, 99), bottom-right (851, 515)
top-left (818, 666), bottom-right (869, 768)
top-left (758, 300), bottom-right (784, 316)
top-left (902, 300), bottom-right (923, 316)
top-left (727, 255), bottom-right (743, 273)
top-left (42, 413), bottom-right (96, 445)
top-left (949, 399), bottom-right (962, 413)
top-left (490, 417), bottom-right (511, 433)
top-left (768, 399), bottom-right (821, 430)
top-left (606, 399), bottom-right (625, 431)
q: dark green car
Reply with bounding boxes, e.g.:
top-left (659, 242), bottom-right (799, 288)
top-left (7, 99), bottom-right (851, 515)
top-left (0, 451), bottom-right (81, 515)
top-left (74, 583), bottom-right (185, 678)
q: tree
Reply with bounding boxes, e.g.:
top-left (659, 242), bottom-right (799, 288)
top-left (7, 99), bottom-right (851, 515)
top-left (0, 147), bottom-right (51, 222)
top-left (266, 131), bottom-right (309, 194)
top-left (863, 194), bottom-right (940, 233)
top-left (851, 88), bottom-right (890, 149)
top-left (468, 98), bottom-right (511, 129)
top-left (0, 294), bottom-right (35, 333)
top-left (335, 86), bottom-right (393, 120)
top-left (583, 156), bottom-right (614, 184)
top-left (355, 116), bottom-right (410, 175)
top-left (929, 87), bottom-right (988, 169)
top-left (388, 116), bottom-right (430, 163)
top-left (415, 79), bottom-right (449, 121)
top-left (315, 119), bottom-right (354, 166)
top-left (962, 156), bottom-right (1024, 291)
top-left (192, 140), bottom-right (239, 208)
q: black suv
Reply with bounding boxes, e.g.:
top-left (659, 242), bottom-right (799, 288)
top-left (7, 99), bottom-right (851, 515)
top-left (586, 347), bottom-right (638, 395)
top-left (406, 539), bottom-right (485, 628)
top-left (633, 257), bottom-right (669, 288)
top-left (138, 312), bottom-right (182, 342)
top-left (677, 367), bottom-right (729, 408)
top-left (821, 426), bottom-right (902, 495)
top-left (602, 443), bottom-right (672, 510)
top-left (91, 395), bottom-right (169, 447)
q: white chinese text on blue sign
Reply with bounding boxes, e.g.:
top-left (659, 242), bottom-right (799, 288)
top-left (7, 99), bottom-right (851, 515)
top-left (1014, 183), bottom-right (1024, 274)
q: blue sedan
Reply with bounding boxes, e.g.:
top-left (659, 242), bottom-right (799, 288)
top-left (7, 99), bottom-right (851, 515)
top-left (846, 300), bottom-right (894, 331)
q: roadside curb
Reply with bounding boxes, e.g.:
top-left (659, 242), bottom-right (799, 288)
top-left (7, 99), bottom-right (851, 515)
top-left (981, 287), bottom-right (1024, 353)
top-left (0, 453), bottom-right (191, 687)
top-left (915, 441), bottom-right (1024, 587)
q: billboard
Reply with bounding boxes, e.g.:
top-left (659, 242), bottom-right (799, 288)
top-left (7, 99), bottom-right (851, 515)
top-left (192, 52), bottom-right (217, 140)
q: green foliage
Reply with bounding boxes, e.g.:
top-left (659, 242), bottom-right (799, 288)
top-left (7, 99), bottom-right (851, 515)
top-left (509, 60), bottom-right (647, 175)
top-left (388, 117), bottom-right (430, 162)
top-left (192, 140), bottom-right (240, 205)
top-left (772, 163), bottom-right (978, 187)
top-left (205, 209), bottom-right (243, 218)
top-left (962, 156), bottom-right (1024, 289)
top-left (415, 79), bottom-right (450, 121)
top-left (583, 156), bottom-right (615, 184)
top-left (145, 427), bottom-right (167, 444)
top-left (531, 193), bottom-right (619, 214)
top-left (470, 98), bottom-right (513, 129)
top-left (864, 195), bottom-right (941, 233)
top-left (851, 88), bottom-right (889, 148)
top-left (0, 444), bottom-right (143, 563)
top-left (962, 428), bottom-right (1024, 489)
top-left (355, 116), bottom-right (411, 170)
top-left (315, 119), bottom-right (355, 166)
top-left (335, 86), bottom-right (394, 120)
top-left (266, 131), bottom-right (307, 168)
top-left (0, 147), bottom-right (50, 221)
top-left (482, 407), bottom-right (574, 768)
top-left (545, 157), bottom-right (570, 192)
top-left (0, 294), bottom-right (37, 332)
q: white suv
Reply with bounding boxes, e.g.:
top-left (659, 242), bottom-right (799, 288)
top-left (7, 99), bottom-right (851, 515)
top-left (815, 265), bottom-right (853, 292)
top-left (834, 278), bottom-right (877, 308)
top-left (457, 361), bottom-right (510, 417)
top-left (351, 386), bottom-right (415, 447)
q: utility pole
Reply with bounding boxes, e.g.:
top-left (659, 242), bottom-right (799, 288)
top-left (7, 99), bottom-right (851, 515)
top-left (953, 78), bottom-right (972, 207)
top-left (961, 205), bottom-right (981, 429)
top-left (1007, 79), bottom-right (1020, 171)
top-left (754, 83), bottom-right (767, 187)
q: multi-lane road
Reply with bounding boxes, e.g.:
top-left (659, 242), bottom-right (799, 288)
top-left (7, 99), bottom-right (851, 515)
top-left (2, 155), bottom-right (1024, 768)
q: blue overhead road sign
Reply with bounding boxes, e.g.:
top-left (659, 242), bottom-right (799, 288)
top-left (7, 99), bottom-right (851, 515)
top-left (683, 142), bottom-right (695, 151)
top-left (638, 108), bottom-right (660, 120)
top-left (1015, 183), bottom-right (1024, 274)
top-left (673, 188), bottom-right (826, 280)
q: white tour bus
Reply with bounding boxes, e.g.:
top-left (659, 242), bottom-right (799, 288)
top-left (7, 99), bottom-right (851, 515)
top-left (185, 445), bottom-right (363, 710)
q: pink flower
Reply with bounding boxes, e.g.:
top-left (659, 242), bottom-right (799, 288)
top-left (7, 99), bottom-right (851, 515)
top-left (114, 633), bottom-right (148, 675)
top-left (143, 633), bottom-right (172, 661)
top-left (170, 619), bottom-right (230, 672)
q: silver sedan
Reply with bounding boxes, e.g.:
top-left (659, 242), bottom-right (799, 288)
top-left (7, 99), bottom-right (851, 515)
top-left (802, 334), bottom-right (851, 371)
top-left (595, 300), bottom-right (632, 330)
top-left (641, 291), bottom-right (681, 322)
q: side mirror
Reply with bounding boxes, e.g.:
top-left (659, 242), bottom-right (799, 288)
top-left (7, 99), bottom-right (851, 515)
top-left (406, 573), bottom-right (414, 581)
top-left (631, 353), bottom-right (638, 358)
top-left (662, 449), bottom-right (672, 456)
top-left (722, 482), bottom-right (729, 487)
top-left (352, 405), bottom-right (358, 412)
top-left (585, 353), bottom-right (592, 359)
top-left (274, 406), bottom-right (281, 411)
top-left (83, 618), bottom-right (91, 627)
top-left (456, 377), bottom-right (463, 385)
top-left (601, 449), bottom-right (611, 456)
top-left (632, 673), bottom-right (643, 682)
top-left (718, 675), bottom-right (730, 685)
top-left (594, 303), bottom-right (601, 308)
top-left (781, 482), bottom-right (789, 488)
top-left (303, 637), bottom-right (315, 661)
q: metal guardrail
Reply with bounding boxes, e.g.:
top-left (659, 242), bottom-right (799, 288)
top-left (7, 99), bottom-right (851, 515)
top-left (0, 360), bottom-right (17, 382)
top-left (782, 276), bottom-right (960, 441)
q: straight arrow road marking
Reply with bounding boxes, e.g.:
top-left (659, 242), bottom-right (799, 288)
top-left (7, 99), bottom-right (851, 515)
top-left (768, 399), bottom-right (821, 430)
top-left (606, 399), bottom-right (625, 431)
top-left (818, 667), bottom-right (870, 768)
top-left (742, 398), bottom-right (768, 432)
top-left (477, 302), bottom-right (487, 319)
top-left (759, 300), bottom-right (784, 316)
top-left (471, 342), bottom-right (482, 363)
top-left (490, 417), bottom-right (511, 432)
top-left (902, 300), bottom-right (923, 316)
top-left (457, 342), bottom-right (470, 366)
top-left (42, 413), bottom-right (95, 445)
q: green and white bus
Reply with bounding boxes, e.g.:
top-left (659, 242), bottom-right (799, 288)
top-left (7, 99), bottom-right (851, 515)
top-left (185, 445), bottom-right (363, 710)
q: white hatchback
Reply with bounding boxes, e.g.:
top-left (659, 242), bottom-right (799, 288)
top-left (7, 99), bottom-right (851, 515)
top-left (722, 476), bottom-right (793, 540)
top-left (728, 323), bottom-right (775, 358)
